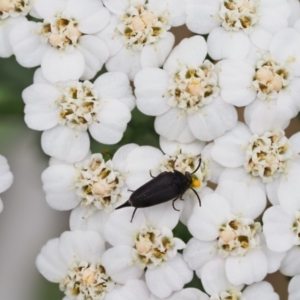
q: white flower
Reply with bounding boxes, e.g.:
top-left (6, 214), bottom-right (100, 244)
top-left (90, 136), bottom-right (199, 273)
top-left (36, 231), bottom-right (116, 300)
top-left (183, 188), bottom-right (283, 286)
top-left (186, 0), bottom-right (290, 60)
top-left (0, 0), bottom-right (31, 57)
top-left (201, 259), bottom-right (279, 300)
top-left (41, 145), bottom-right (138, 238)
top-left (211, 122), bottom-right (300, 205)
top-left (288, 0), bottom-right (300, 26)
top-left (125, 137), bottom-right (223, 225)
top-left (102, 203), bottom-right (193, 298)
top-left (288, 274), bottom-right (300, 300)
top-left (218, 30), bottom-right (300, 133)
top-left (22, 69), bottom-right (134, 163)
top-left (98, 0), bottom-right (186, 80)
top-left (9, 0), bottom-right (110, 82)
top-left (134, 36), bottom-right (237, 143)
top-left (0, 154), bottom-right (13, 213)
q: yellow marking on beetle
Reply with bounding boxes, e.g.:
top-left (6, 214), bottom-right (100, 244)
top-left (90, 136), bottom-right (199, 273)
top-left (191, 179), bottom-right (201, 188)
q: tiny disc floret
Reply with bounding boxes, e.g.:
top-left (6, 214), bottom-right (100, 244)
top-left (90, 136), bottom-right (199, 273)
top-left (291, 211), bottom-right (300, 245)
top-left (244, 129), bottom-right (292, 182)
top-left (133, 225), bottom-right (178, 269)
top-left (74, 154), bottom-right (125, 212)
top-left (117, 4), bottom-right (170, 51)
top-left (60, 260), bottom-right (114, 300)
top-left (56, 81), bottom-right (100, 131)
top-left (219, 0), bottom-right (259, 33)
top-left (36, 13), bottom-right (82, 49)
top-left (217, 217), bottom-right (261, 258)
top-left (168, 61), bottom-right (219, 114)
top-left (0, 0), bottom-right (31, 20)
top-left (252, 54), bottom-right (290, 100)
top-left (210, 289), bottom-right (242, 300)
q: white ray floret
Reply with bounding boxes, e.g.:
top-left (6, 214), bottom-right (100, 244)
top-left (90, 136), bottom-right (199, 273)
top-left (186, 0), bottom-right (290, 60)
top-left (125, 137), bottom-right (223, 225)
top-left (134, 36), bottom-right (237, 143)
top-left (102, 203), bottom-right (193, 298)
top-left (289, 274), bottom-right (300, 300)
top-left (0, 0), bottom-right (31, 57)
top-left (9, 0), bottom-right (110, 82)
top-left (36, 231), bottom-right (117, 300)
top-left (0, 154), bottom-right (13, 213)
top-left (22, 69), bottom-right (134, 163)
top-left (183, 188), bottom-right (284, 286)
top-left (99, 0), bottom-right (186, 80)
top-left (211, 122), bottom-right (300, 205)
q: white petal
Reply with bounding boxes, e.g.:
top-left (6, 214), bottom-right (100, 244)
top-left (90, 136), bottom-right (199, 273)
top-left (289, 78), bottom-right (300, 110)
top-left (89, 100), bottom-right (131, 144)
top-left (66, 0), bottom-right (110, 34)
top-left (146, 254), bottom-right (193, 298)
top-left (104, 207), bottom-right (146, 247)
top-left (33, 0), bottom-right (67, 18)
top-left (135, 68), bottom-right (170, 116)
top-left (102, 246), bottom-right (143, 283)
top-left (166, 0), bottom-right (187, 27)
top-left (216, 181), bottom-right (266, 219)
top-left (183, 238), bottom-right (217, 271)
top-left (155, 108), bottom-right (190, 141)
top-left (289, 0), bottom-right (300, 26)
top-left (188, 193), bottom-right (231, 241)
top-left (22, 84), bottom-right (59, 130)
top-left (201, 259), bottom-right (237, 295)
top-left (175, 124), bottom-right (197, 144)
top-left (208, 28), bottom-right (250, 60)
top-left (112, 143), bottom-right (139, 173)
top-left (270, 28), bottom-right (300, 77)
top-left (159, 136), bottom-right (205, 156)
top-left (42, 125), bottom-right (90, 163)
top-left (289, 274), bottom-right (300, 300)
top-left (243, 281), bottom-right (279, 300)
top-left (9, 20), bottom-right (48, 67)
top-left (188, 97), bottom-right (237, 142)
top-left (0, 155), bottom-right (13, 193)
top-left (79, 35), bottom-right (109, 80)
top-left (94, 72), bottom-right (135, 111)
top-left (186, 0), bottom-right (220, 34)
top-left (69, 207), bottom-right (109, 239)
top-left (41, 164), bottom-right (79, 210)
top-left (33, 68), bottom-right (49, 84)
top-left (41, 48), bottom-right (85, 83)
top-left (169, 288), bottom-right (209, 300)
top-left (106, 47), bottom-right (142, 81)
top-left (0, 198), bottom-right (3, 213)
top-left (263, 206), bottom-right (295, 252)
top-left (126, 146), bottom-right (163, 189)
top-left (280, 246), bottom-right (300, 276)
top-left (225, 250), bottom-right (268, 285)
top-left (142, 202), bottom-right (181, 230)
top-left (36, 238), bottom-right (67, 282)
top-left (289, 132), bottom-right (300, 154)
top-left (141, 32), bottom-right (175, 68)
top-left (59, 231), bottom-right (105, 263)
top-left (163, 36), bottom-right (208, 72)
top-left (266, 178), bottom-right (280, 206)
top-left (102, 0), bottom-right (134, 15)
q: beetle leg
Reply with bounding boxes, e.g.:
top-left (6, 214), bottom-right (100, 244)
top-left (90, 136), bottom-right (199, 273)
top-left (191, 188), bottom-right (201, 206)
top-left (128, 189), bottom-right (135, 192)
top-left (149, 170), bottom-right (155, 178)
top-left (130, 207), bottom-right (138, 223)
top-left (180, 195), bottom-right (184, 200)
top-left (172, 197), bottom-right (180, 211)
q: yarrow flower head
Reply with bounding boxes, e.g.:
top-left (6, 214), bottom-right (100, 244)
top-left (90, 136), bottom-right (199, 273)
top-left (36, 231), bottom-right (117, 300)
top-left (211, 122), bottom-right (300, 205)
top-left (134, 36), bottom-right (237, 143)
top-left (0, 154), bottom-right (13, 213)
top-left (9, 0), bottom-right (111, 82)
top-left (22, 69), bottom-right (134, 163)
top-left (0, 0), bottom-right (31, 57)
top-left (42, 145), bottom-right (136, 238)
top-left (186, 0), bottom-right (291, 60)
top-left (98, 0), bottom-right (186, 80)
top-left (102, 203), bottom-right (193, 298)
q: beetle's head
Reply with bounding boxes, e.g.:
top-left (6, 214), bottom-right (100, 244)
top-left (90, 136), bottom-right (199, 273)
top-left (186, 171), bottom-right (201, 189)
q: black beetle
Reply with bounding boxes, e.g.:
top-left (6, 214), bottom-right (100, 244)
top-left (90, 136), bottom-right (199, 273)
top-left (118, 158), bottom-right (202, 222)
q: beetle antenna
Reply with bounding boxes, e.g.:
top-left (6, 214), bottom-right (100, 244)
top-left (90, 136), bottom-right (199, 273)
top-left (130, 207), bottom-right (138, 223)
top-left (191, 157), bottom-right (202, 175)
top-left (172, 157), bottom-right (178, 170)
top-left (191, 188), bottom-right (201, 206)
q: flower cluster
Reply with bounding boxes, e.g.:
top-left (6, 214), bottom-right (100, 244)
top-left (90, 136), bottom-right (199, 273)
top-left (2, 0), bottom-right (300, 299)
